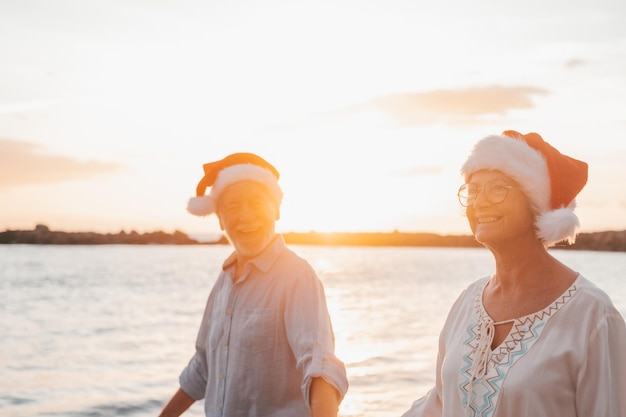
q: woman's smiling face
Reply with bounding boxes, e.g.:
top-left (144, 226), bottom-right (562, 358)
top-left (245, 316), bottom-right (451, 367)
top-left (465, 170), bottom-right (536, 247)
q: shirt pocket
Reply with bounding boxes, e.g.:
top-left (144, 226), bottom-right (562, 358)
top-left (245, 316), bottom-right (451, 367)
top-left (237, 308), bottom-right (276, 354)
top-left (207, 322), bottom-right (224, 352)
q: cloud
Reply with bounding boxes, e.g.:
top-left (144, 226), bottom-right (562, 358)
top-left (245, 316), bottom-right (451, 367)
top-left (331, 85), bottom-right (548, 126)
top-left (564, 59), bottom-right (587, 68)
top-left (0, 139), bottom-right (122, 188)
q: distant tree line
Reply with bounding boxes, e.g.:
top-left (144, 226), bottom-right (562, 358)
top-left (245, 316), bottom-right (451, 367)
top-left (1, 225), bottom-right (625, 252)
top-left (0, 224), bottom-right (224, 245)
top-left (281, 230), bottom-right (626, 252)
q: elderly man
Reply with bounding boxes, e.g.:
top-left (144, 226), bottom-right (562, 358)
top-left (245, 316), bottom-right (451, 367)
top-left (159, 152), bottom-right (348, 417)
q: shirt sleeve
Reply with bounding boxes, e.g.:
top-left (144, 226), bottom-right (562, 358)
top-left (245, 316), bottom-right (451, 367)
top-left (283, 265), bottom-right (349, 407)
top-left (576, 307), bottom-right (626, 416)
top-left (178, 289), bottom-right (214, 401)
top-left (179, 351), bottom-right (208, 400)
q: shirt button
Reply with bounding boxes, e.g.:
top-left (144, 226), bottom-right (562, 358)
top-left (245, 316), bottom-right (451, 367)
top-left (226, 307), bottom-right (233, 315)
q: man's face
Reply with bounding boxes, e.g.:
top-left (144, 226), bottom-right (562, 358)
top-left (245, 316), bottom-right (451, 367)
top-left (216, 181), bottom-right (279, 262)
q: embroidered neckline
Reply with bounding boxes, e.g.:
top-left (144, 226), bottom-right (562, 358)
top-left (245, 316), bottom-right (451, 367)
top-left (476, 275), bottom-right (580, 328)
top-left (472, 275), bottom-right (579, 369)
top-left (459, 275), bottom-right (580, 417)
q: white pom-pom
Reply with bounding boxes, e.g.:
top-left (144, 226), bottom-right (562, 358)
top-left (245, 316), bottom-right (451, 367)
top-left (535, 206), bottom-right (580, 247)
top-left (187, 196), bottom-right (215, 216)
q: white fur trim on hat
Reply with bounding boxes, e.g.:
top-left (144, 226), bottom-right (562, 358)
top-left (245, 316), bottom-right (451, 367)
top-left (460, 134), bottom-right (579, 247)
top-left (461, 135), bottom-right (552, 214)
top-left (186, 164), bottom-right (283, 216)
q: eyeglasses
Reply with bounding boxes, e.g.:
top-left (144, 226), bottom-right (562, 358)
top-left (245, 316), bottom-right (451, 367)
top-left (457, 179), bottom-right (516, 207)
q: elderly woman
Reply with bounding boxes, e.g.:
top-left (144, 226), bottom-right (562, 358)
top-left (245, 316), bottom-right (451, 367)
top-left (401, 131), bottom-right (626, 417)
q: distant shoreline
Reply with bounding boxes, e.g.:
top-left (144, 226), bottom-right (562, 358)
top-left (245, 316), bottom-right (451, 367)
top-left (1, 224), bottom-right (626, 252)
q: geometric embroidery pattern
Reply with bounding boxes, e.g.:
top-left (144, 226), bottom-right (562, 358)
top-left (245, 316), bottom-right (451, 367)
top-left (458, 279), bottom-right (577, 417)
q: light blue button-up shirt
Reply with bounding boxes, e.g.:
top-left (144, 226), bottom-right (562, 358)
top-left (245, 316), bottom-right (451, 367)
top-left (179, 235), bottom-right (348, 417)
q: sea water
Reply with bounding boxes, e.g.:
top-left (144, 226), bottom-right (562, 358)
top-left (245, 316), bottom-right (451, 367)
top-left (1, 245), bottom-right (625, 417)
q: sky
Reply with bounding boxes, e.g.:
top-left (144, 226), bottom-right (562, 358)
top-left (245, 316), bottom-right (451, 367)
top-left (1, 0), bottom-right (626, 237)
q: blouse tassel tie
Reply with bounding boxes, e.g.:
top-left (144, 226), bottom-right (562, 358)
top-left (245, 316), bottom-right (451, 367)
top-left (464, 318), bottom-right (515, 417)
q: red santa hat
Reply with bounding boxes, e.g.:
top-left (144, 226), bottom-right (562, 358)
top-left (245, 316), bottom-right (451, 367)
top-left (460, 130), bottom-right (588, 247)
top-left (187, 152), bottom-right (283, 216)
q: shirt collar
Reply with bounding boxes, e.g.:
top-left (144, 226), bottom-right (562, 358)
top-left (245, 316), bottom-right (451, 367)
top-left (222, 234), bottom-right (286, 274)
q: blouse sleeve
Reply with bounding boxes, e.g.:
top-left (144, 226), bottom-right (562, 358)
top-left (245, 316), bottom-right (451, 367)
top-left (400, 284), bottom-right (475, 417)
top-left (400, 355), bottom-right (443, 417)
top-left (576, 307), bottom-right (626, 416)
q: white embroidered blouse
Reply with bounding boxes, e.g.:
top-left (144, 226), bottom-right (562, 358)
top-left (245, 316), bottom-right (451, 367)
top-left (402, 275), bottom-right (626, 417)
